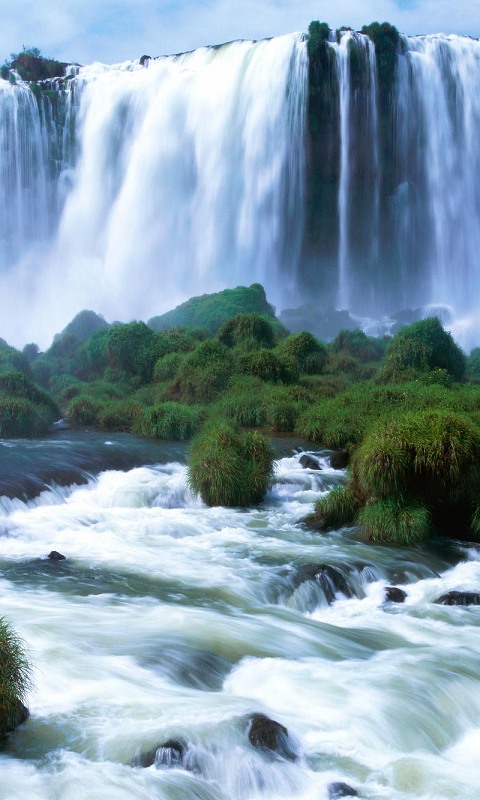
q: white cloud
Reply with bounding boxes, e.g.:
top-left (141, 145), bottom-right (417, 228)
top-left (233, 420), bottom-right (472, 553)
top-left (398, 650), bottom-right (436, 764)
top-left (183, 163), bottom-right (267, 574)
top-left (0, 0), bottom-right (479, 66)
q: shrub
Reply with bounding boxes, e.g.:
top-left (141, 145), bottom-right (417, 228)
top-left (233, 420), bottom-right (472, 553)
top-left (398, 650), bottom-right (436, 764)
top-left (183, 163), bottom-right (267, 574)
top-left (331, 329), bottom-right (386, 363)
top-left (218, 313), bottom-right (277, 349)
top-left (103, 322), bottom-right (160, 382)
top-left (214, 377), bottom-right (267, 427)
top-left (176, 340), bottom-right (233, 403)
top-left (97, 401), bottom-right (139, 432)
top-left (276, 331), bottom-right (327, 374)
top-left (305, 485), bottom-right (360, 531)
top-left (132, 402), bottom-right (203, 440)
top-left (188, 420), bottom-right (275, 506)
top-left (379, 317), bottom-right (466, 383)
top-left (153, 352), bottom-right (185, 383)
top-left (467, 348), bottom-right (480, 383)
top-left (352, 408), bottom-right (480, 536)
top-left (357, 498), bottom-right (431, 545)
top-left (0, 616), bottom-right (32, 737)
top-left (0, 397), bottom-right (52, 437)
top-left (65, 395), bottom-right (103, 426)
top-left (148, 283), bottom-right (278, 334)
top-left (236, 348), bottom-right (296, 383)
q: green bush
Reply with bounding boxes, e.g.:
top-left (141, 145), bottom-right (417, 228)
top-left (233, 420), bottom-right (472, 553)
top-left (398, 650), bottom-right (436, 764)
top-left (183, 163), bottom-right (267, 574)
top-left (214, 377), bottom-right (267, 427)
top-left (153, 352), bottom-right (186, 383)
top-left (236, 348), bottom-right (296, 383)
top-left (65, 395), bottom-right (103, 426)
top-left (352, 408), bottom-right (480, 537)
top-left (306, 485), bottom-right (360, 531)
top-left (176, 340), bottom-right (233, 403)
top-left (132, 402), bottom-right (203, 440)
top-left (467, 348), bottom-right (480, 383)
top-left (188, 420), bottom-right (275, 507)
top-left (357, 498), bottom-right (431, 544)
top-left (148, 283), bottom-right (278, 334)
top-left (0, 616), bottom-right (32, 737)
top-left (379, 317), bottom-right (466, 383)
top-left (96, 401), bottom-right (139, 432)
top-left (331, 329), bottom-right (386, 363)
top-left (218, 312), bottom-right (277, 349)
top-left (276, 331), bottom-right (327, 374)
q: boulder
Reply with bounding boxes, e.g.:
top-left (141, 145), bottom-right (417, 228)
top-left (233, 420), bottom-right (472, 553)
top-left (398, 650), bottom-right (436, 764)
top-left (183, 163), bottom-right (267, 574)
top-left (134, 738), bottom-right (185, 769)
top-left (48, 551), bottom-right (66, 561)
top-left (248, 713), bottom-right (296, 760)
top-left (295, 564), bottom-right (353, 605)
top-left (299, 454), bottom-right (322, 470)
top-left (329, 449), bottom-right (349, 470)
top-left (434, 591), bottom-right (480, 606)
top-left (384, 586), bottom-right (407, 603)
top-left (328, 782), bottom-right (358, 799)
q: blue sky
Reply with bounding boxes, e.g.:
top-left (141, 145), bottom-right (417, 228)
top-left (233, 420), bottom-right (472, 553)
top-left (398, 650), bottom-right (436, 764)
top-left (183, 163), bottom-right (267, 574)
top-left (1, 0), bottom-right (479, 65)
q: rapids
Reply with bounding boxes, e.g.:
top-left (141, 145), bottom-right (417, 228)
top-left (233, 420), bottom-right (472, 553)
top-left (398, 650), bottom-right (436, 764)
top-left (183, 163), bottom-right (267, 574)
top-left (1, 434), bottom-right (479, 799)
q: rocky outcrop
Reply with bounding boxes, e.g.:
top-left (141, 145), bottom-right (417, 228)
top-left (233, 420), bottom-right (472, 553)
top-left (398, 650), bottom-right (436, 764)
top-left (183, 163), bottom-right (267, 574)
top-left (134, 738), bottom-right (186, 769)
top-left (247, 713), bottom-right (296, 760)
top-left (328, 782), bottom-right (358, 799)
top-left (384, 586), bottom-right (406, 603)
top-left (299, 454), bottom-right (322, 470)
top-left (434, 591), bottom-right (480, 606)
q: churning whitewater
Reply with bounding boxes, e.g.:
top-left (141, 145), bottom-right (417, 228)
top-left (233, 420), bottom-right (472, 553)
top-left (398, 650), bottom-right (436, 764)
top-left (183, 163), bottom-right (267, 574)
top-left (1, 436), bottom-right (480, 799)
top-left (2, 31), bottom-right (480, 346)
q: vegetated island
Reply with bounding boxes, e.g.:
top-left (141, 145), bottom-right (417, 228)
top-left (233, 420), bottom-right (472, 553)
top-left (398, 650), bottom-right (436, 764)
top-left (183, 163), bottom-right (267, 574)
top-left (1, 282), bottom-right (480, 550)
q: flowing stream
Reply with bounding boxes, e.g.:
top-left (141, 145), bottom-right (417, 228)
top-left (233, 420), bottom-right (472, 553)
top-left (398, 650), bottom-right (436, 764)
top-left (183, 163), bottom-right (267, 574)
top-left (1, 434), bottom-right (479, 799)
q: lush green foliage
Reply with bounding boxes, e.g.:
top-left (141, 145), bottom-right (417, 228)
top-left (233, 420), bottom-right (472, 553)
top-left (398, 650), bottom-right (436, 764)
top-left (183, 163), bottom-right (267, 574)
top-left (357, 498), bottom-right (431, 544)
top-left (175, 340), bottom-right (234, 403)
top-left (148, 283), bottom-right (278, 334)
top-left (379, 317), bottom-right (466, 383)
top-left (1, 46), bottom-right (65, 82)
top-left (277, 331), bottom-right (327, 374)
top-left (0, 616), bottom-right (32, 737)
top-left (132, 402), bottom-right (203, 440)
top-left (331, 329), bottom-right (386, 363)
top-left (307, 485), bottom-right (360, 531)
top-left (188, 420), bottom-right (275, 507)
top-left (218, 312), bottom-right (278, 350)
top-left (360, 22), bottom-right (399, 99)
top-left (306, 21), bottom-right (331, 60)
top-left (0, 370), bottom-right (59, 436)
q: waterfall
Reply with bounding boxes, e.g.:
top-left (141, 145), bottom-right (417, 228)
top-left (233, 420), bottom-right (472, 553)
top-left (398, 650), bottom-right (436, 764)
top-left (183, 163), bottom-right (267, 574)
top-left (1, 30), bottom-right (480, 348)
top-left (0, 34), bottom-right (308, 348)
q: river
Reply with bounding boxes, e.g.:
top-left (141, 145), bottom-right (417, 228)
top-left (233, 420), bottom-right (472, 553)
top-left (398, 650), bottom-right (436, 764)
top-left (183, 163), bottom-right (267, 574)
top-left (1, 433), bottom-right (479, 799)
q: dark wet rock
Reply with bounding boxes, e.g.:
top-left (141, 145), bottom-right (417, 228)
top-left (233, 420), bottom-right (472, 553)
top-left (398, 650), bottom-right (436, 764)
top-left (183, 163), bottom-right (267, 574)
top-left (329, 449), bottom-right (349, 470)
top-left (385, 586), bottom-right (407, 603)
top-left (140, 55), bottom-right (151, 66)
top-left (48, 551), bottom-right (66, 561)
top-left (134, 738), bottom-right (185, 769)
top-left (434, 591), bottom-right (480, 606)
top-left (248, 713), bottom-right (296, 760)
top-left (3, 700), bottom-right (29, 736)
top-left (299, 454), bottom-right (322, 470)
top-left (328, 782), bottom-right (358, 799)
top-left (295, 564), bottom-right (354, 605)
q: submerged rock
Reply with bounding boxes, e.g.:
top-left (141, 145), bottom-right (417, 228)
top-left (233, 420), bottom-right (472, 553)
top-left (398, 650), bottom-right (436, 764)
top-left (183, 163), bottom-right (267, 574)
top-left (434, 591), bottom-right (480, 606)
top-left (385, 586), bottom-right (407, 603)
top-left (248, 713), bottom-right (296, 760)
top-left (329, 449), bottom-right (349, 470)
top-left (328, 782), bottom-right (358, 799)
top-left (134, 738), bottom-right (185, 769)
top-left (48, 551), bottom-right (66, 561)
top-left (299, 454), bottom-right (322, 470)
top-left (295, 564), bottom-right (354, 605)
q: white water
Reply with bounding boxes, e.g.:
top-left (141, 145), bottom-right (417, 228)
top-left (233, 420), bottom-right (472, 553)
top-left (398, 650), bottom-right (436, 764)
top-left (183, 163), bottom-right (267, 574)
top-left (1, 443), bottom-right (480, 799)
top-left (0, 35), bottom-right (307, 348)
